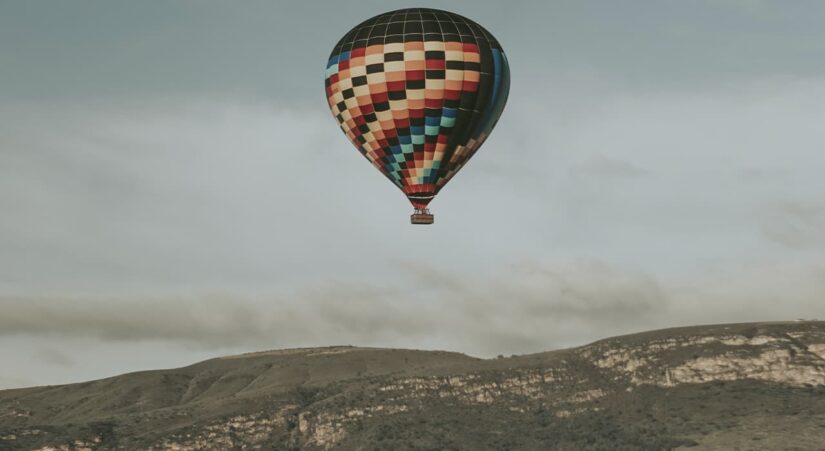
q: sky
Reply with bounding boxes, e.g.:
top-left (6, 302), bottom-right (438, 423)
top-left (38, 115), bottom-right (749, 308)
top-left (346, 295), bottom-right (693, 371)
top-left (1, 0), bottom-right (824, 389)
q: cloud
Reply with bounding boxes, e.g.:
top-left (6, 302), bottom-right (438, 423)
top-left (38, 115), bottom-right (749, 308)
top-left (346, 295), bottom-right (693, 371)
top-left (668, 261), bottom-right (825, 325)
top-left (0, 260), bottom-right (665, 357)
top-left (5, 256), bottom-right (823, 360)
top-left (0, 295), bottom-right (269, 346)
top-left (760, 200), bottom-right (825, 250)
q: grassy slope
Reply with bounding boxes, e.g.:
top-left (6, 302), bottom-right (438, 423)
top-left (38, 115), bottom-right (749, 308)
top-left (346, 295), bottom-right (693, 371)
top-left (1, 322), bottom-right (824, 450)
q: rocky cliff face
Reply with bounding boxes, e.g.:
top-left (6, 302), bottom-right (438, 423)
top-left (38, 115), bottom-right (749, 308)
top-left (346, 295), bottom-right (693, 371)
top-left (1, 321), bottom-right (824, 450)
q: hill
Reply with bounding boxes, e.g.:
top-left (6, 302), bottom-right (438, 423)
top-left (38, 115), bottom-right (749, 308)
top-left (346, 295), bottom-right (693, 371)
top-left (1, 321), bottom-right (824, 450)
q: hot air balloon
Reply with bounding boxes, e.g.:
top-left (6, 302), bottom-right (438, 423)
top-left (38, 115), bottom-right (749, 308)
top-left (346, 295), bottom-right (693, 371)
top-left (324, 8), bottom-right (510, 224)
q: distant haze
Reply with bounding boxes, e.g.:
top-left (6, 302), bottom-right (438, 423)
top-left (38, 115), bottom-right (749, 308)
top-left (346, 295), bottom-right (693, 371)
top-left (1, 1), bottom-right (824, 389)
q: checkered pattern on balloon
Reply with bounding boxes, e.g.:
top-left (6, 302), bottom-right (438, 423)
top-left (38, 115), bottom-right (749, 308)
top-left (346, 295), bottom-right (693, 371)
top-left (325, 9), bottom-right (509, 222)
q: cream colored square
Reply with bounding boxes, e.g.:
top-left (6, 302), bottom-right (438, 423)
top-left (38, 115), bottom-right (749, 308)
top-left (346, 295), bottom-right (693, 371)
top-left (330, 91), bottom-right (345, 107)
top-left (365, 53), bottom-right (384, 65)
top-left (350, 65), bottom-right (367, 77)
top-left (445, 69), bottom-right (464, 81)
top-left (404, 50), bottom-right (425, 61)
top-left (368, 120), bottom-right (384, 133)
top-left (344, 96), bottom-right (358, 110)
top-left (384, 42), bottom-right (404, 53)
top-left (376, 110), bottom-right (394, 122)
top-left (366, 72), bottom-right (386, 84)
top-left (384, 61), bottom-right (405, 72)
top-left (425, 79), bottom-right (445, 89)
top-left (389, 100), bottom-right (409, 113)
top-left (338, 77), bottom-right (353, 90)
top-left (353, 84), bottom-right (370, 97)
top-left (424, 41), bottom-right (446, 51)
top-left (361, 131), bottom-right (377, 145)
top-left (445, 50), bottom-right (464, 61)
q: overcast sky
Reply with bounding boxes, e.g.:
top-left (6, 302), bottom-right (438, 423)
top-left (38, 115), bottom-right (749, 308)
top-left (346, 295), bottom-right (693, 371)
top-left (1, 1), bottom-right (824, 389)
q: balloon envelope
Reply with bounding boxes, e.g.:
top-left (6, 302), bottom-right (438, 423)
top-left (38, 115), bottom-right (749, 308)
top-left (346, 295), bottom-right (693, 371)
top-left (325, 8), bottom-right (510, 211)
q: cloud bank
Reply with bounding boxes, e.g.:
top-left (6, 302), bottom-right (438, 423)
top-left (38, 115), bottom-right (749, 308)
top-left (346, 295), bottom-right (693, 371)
top-left (2, 259), bottom-right (822, 359)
